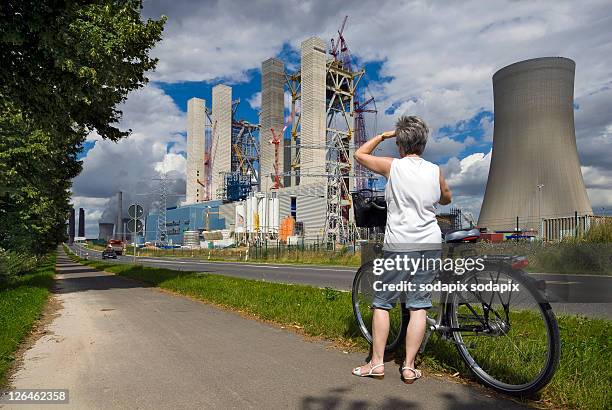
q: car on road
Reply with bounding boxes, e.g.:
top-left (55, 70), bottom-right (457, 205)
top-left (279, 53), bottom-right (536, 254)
top-left (102, 248), bottom-right (118, 259)
top-left (107, 239), bottom-right (124, 255)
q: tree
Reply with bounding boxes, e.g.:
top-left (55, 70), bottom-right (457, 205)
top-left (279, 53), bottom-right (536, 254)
top-left (0, 100), bottom-right (82, 254)
top-left (0, 1), bottom-right (166, 255)
top-left (0, 0), bottom-right (166, 141)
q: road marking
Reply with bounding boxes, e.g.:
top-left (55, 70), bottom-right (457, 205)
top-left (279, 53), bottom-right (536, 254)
top-left (529, 272), bottom-right (612, 279)
top-left (545, 280), bottom-right (580, 285)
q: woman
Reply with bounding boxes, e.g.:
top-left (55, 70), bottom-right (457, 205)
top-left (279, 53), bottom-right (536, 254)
top-left (351, 115), bottom-right (452, 383)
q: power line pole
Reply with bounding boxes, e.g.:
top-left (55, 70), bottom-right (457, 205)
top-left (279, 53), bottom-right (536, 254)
top-left (154, 173), bottom-right (168, 245)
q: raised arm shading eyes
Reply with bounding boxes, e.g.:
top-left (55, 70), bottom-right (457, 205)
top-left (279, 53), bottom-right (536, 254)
top-left (353, 131), bottom-right (395, 179)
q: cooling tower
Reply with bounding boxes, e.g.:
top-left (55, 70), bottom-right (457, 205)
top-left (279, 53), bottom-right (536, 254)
top-left (478, 57), bottom-right (592, 232)
top-left (98, 223), bottom-right (114, 241)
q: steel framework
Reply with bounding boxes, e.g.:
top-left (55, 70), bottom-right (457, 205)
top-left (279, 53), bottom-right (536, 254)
top-left (284, 54), bottom-right (365, 245)
top-left (154, 173), bottom-right (168, 244)
top-left (324, 59), bottom-right (364, 244)
top-left (216, 99), bottom-right (260, 201)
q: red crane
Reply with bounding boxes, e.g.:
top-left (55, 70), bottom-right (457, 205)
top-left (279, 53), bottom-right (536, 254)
top-left (330, 15), bottom-right (349, 68)
top-left (197, 119), bottom-right (217, 200)
top-left (269, 127), bottom-right (282, 189)
top-left (269, 106), bottom-right (296, 190)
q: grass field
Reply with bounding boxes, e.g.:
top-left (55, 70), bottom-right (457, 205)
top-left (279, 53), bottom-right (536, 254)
top-left (0, 253), bottom-right (55, 386)
top-left (65, 246), bottom-right (610, 410)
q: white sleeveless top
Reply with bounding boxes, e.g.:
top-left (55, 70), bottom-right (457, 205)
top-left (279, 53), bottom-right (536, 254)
top-left (383, 157), bottom-right (442, 251)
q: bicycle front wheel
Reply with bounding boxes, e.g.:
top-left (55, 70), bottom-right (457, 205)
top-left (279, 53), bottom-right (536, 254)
top-left (352, 262), bottom-right (407, 352)
top-left (448, 265), bottom-right (560, 396)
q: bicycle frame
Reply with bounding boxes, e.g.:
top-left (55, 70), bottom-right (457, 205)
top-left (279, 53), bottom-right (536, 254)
top-left (419, 256), bottom-right (532, 353)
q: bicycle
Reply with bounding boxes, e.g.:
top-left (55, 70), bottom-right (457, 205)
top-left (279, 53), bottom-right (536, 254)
top-left (352, 228), bottom-right (560, 396)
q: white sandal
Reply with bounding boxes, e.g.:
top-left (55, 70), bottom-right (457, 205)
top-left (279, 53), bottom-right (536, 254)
top-left (401, 365), bottom-right (422, 384)
top-left (352, 361), bottom-right (385, 379)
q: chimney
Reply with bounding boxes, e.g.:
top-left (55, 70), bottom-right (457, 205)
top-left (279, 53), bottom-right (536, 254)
top-left (78, 208), bottom-right (85, 238)
top-left (68, 208), bottom-right (75, 243)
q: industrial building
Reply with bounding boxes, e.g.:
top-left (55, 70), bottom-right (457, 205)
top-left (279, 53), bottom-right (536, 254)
top-left (146, 20), bottom-right (376, 247)
top-left (144, 201), bottom-right (232, 245)
top-left (478, 57), bottom-right (593, 232)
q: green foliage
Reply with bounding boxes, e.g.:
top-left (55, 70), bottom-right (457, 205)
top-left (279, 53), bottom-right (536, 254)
top-left (0, 101), bottom-right (82, 254)
top-left (582, 218), bottom-right (612, 243)
top-left (0, 253), bottom-right (55, 386)
top-left (0, 1), bottom-right (165, 254)
top-left (0, 248), bottom-right (43, 285)
top-left (0, 0), bottom-right (166, 141)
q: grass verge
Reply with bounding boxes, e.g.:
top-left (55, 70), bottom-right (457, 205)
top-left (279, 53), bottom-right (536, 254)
top-left (65, 247), bottom-right (610, 409)
top-left (0, 253), bottom-right (55, 386)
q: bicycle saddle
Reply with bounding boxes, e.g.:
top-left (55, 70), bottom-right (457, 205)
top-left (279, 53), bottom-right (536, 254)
top-left (444, 228), bottom-right (481, 243)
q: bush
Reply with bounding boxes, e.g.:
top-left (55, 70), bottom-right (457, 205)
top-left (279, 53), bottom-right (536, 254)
top-left (583, 218), bottom-right (612, 243)
top-left (0, 248), bottom-right (42, 285)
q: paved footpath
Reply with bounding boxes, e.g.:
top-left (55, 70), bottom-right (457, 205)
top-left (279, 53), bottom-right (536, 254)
top-left (6, 249), bottom-right (526, 409)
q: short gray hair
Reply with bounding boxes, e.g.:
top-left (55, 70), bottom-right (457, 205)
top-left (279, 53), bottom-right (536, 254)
top-left (395, 115), bottom-right (429, 155)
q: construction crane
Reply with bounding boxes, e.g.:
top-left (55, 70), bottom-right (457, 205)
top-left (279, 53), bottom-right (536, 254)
top-left (354, 96), bottom-right (377, 189)
top-left (269, 105), bottom-right (296, 190)
top-left (330, 15), bottom-right (349, 68)
top-left (269, 127), bottom-right (283, 189)
top-left (197, 117), bottom-right (217, 201)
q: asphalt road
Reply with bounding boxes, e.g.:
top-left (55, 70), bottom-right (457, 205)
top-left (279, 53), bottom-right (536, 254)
top-left (71, 244), bottom-right (612, 319)
top-left (7, 250), bottom-right (526, 409)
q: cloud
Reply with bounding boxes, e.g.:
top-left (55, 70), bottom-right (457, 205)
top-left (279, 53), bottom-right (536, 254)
top-left (71, 84), bottom-right (187, 237)
top-left (247, 91), bottom-right (261, 110)
top-left (437, 151), bottom-right (492, 218)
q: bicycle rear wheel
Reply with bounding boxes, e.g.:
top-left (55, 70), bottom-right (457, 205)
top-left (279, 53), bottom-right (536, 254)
top-left (352, 262), bottom-right (407, 352)
top-left (448, 265), bottom-right (560, 396)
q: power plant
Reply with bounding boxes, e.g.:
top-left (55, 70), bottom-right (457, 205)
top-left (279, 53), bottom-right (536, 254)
top-left (146, 18), bottom-right (378, 247)
top-left (138, 32), bottom-right (594, 246)
top-left (478, 57), bottom-right (592, 232)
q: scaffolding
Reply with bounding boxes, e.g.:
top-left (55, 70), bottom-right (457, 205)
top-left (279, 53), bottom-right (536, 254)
top-left (281, 19), bottom-right (374, 246)
top-left (217, 102), bottom-right (260, 201)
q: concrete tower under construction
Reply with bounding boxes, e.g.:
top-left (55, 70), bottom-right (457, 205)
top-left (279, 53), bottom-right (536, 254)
top-left (212, 84), bottom-right (232, 198)
top-left (299, 36), bottom-right (327, 185)
top-left (260, 57), bottom-right (285, 191)
top-left (186, 97), bottom-right (206, 204)
top-left (478, 57), bottom-right (592, 232)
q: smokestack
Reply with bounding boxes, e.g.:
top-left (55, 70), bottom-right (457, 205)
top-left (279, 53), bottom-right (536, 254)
top-left (78, 208), bottom-right (85, 238)
top-left (116, 191), bottom-right (123, 239)
top-left (478, 57), bottom-right (592, 232)
top-left (68, 208), bottom-right (75, 244)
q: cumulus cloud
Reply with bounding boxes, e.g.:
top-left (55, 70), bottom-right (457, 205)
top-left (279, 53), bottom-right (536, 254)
top-left (437, 151), bottom-right (492, 218)
top-left (71, 84), bottom-right (187, 236)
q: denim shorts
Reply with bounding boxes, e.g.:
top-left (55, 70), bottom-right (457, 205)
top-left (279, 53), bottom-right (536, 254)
top-left (372, 250), bottom-right (440, 310)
